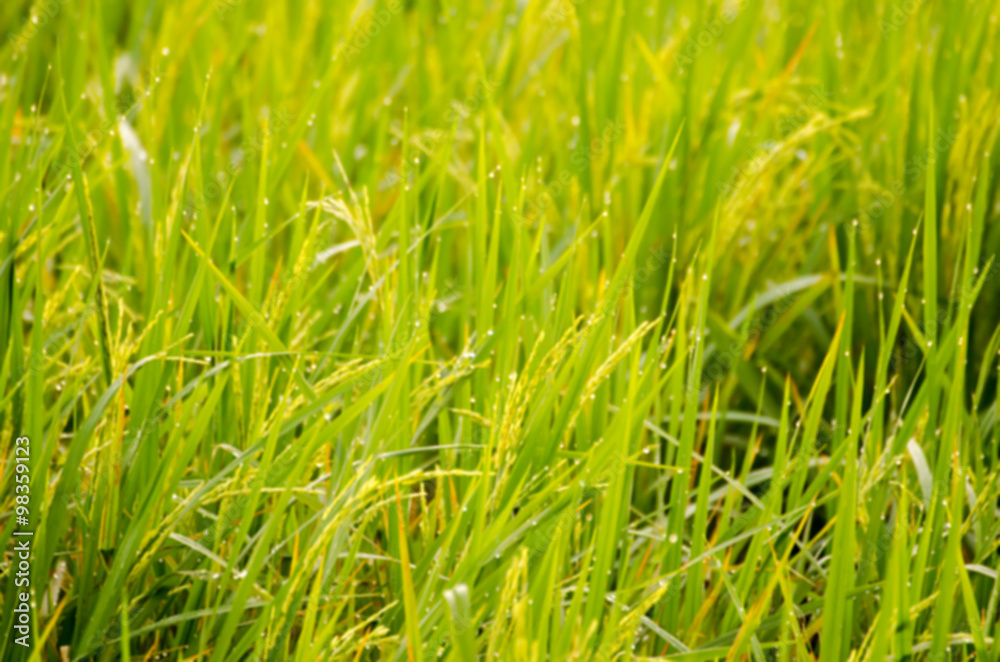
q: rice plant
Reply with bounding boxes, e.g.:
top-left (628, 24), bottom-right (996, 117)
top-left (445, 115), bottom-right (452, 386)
top-left (1, 0), bottom-right (999, 660)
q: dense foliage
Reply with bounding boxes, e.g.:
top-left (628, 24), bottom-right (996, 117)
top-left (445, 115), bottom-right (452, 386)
top-left (1, 0), bottom-right (1000, 660)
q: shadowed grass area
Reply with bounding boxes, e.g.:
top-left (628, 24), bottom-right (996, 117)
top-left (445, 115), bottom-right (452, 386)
top-left (1, 0), bottom-right (1000, 660)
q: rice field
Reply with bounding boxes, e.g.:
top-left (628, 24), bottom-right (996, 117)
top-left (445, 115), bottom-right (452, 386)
top-left (1, 0), bottom-right (1000, 660)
